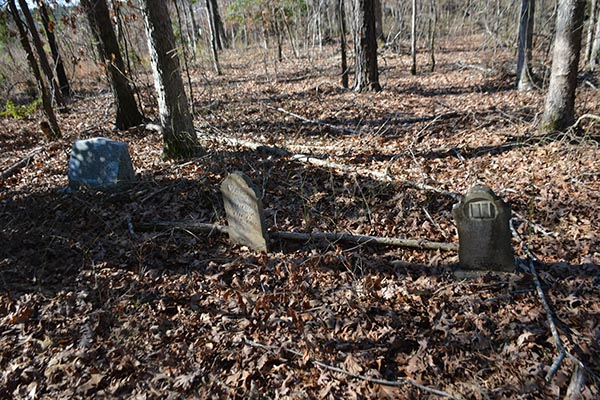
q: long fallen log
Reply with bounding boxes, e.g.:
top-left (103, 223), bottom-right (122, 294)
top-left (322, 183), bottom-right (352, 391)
top-left (271, 230), bottom-right (457, 251)
top-left (134, 220), bottom-right (457, 252)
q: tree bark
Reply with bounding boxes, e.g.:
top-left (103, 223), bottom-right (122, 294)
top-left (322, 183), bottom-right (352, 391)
top-left (206, 0), bottom-right (222, 74)
top-left (590, 4), bottom-right (600, 70)
top-left (208, 0), bottom-right (228, 50)
top-left (8, 0), bottom-right (61, 140)
top-left (81, 0), bottom-right (143, 130)
top-left (353, 0), bottom-right (381, 92)
top-left (339, 0), bottom-right (349, 88)
top-left (139, 0), bottom-right (200, 159)
top-left (516, 0), bottom-right (535, 91)
top-left (187, 1), bottom-right (199, 59)
top-left (585, 0), bottom-right (598, 64)
top-left (410, 0), bottom-right (417, 75)
top-left (429, 0), bottom-right (437, 72)
top-left (374, 0), bottom-right (384, 41)
top-left (17, 0), bottom-right (65, 108)
top-left (541, 0), bottom-right (585, 132)
top-left (37, 0), bottom-right (72, 98)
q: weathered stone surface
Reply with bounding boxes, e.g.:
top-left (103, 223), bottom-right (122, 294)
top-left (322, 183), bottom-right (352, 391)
top-left (220, 172), bottom-right (268, 252)
top-left (453, 184), bottom-right (514, 272)
top-left (68, 138), bottom-right (135, 190)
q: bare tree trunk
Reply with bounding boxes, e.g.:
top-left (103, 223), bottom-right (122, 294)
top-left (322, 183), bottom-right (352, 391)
top-left (585, 0), bottom-right (598, 64)
top-left (353, 0), bottom-right (381, 92)
top-left (590, 4), bottom-right (600, 70)
top-left (429, 0), bottom-right (437, 72)
top-left (541, 0), bottom-right (585, 133)
top-left (410, 0), bottom-right (417, 75)
top-left (281, 9), bottom-right (299, 58)
top-left (272, 5), bottom-right (284, 62)
top-left (173, 0), bottom-right (193, 58)
top-left (37, 0), bottom-right (72, 98)
top-left (8, 0), bottom-right (61, 140)
top-left (187, 1), bottom-right (199, 59)
top-left (516, 0), bottom-right (535, 91)
top-left (208, 0), bottom-right (228, 50)
top-left (139, 0), bottom-right (200, 159)
top-left (81, 0), bottom-right (144, 130)
top-left (17, 0), bottom-right (65, 108)
top-left (374, 0), bottom-right (384, 41)
top-left (206, 0), bottom-right (222, 74)
top-left (339, 0), bottom-right (349, 88)
top-left (173, 0), bottom-right (196, 113)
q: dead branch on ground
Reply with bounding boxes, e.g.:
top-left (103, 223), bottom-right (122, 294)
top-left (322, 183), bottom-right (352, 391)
top-left (271, 230), bottom-right (457, 251)
top-left (245, 339), bottom-right (465, 400)
top-left (265, 104), bottom-right (361, 135)
top-left (135, 221), bottom-right (457, 251)
top-left (0, 146), bottom-right (43, 180)
top-left (204, 134), bottom-right (560, 237)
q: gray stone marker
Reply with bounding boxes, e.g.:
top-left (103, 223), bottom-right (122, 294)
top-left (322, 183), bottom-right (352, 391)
top-left (220, 172), bottom-right (268, 252)
top-left (453, 184), bottom-right (514, 272)
top-left (68, 137), bottom-right (135, 191)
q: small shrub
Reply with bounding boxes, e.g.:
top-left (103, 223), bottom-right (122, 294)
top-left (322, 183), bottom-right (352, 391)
top-left (0, 98), bottom-right (41, 119)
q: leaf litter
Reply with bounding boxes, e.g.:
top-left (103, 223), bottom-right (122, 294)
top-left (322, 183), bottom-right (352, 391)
top-left (1, 41), bottom-right (599, 399)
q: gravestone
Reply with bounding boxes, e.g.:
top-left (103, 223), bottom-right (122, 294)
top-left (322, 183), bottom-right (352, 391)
top-left (68, 137), bottom-right (135, 191)
top-left (452, 184), bottom-right (514, 272)
top-left (220, 172), bottom-right (268, 252)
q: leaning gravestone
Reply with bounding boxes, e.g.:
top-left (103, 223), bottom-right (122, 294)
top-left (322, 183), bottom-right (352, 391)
top-left (452, 184), bottom-right (514, 272)
top-left (67, 137), bottom-right (136, 191)
top-left (220, 172), bottom-right (269, 252)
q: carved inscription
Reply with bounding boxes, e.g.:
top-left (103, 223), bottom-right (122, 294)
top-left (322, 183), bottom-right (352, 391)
top-left (220, 172), bottom-right (268, 252)
top-left (468, 201), bottom-right (496, 219)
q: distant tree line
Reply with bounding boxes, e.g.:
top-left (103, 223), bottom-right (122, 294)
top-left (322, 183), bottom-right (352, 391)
top-left (0, 0), bottom-right (598, 157)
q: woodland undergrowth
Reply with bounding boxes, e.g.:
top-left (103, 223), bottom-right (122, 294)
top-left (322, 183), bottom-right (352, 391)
top-left (1, 41), bottom-right (599, 399)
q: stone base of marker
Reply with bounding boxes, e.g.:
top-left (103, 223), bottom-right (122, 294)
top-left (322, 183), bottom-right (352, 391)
top-left (68, 137), bottom-right (136, 191)
top-left (453, 184), bottom-right (515, 272)
top-left (220, 172), bottom-right (269, 252)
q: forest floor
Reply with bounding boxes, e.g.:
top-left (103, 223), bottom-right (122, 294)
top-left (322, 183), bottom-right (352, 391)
top-left (1, 39), bottom-right (600, 399)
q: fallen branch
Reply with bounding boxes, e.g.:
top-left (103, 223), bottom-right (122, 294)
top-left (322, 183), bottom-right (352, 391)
top-left (135, 221), bottom-right (457, 251)
top-left (526, 257), bottom-right (567, 381)
top-left (272, 230), bottom-right (457, 252)
top-left (565, 365), bottom-right (585, 400)
top-left (205, 134), bottom-right (555, 233)
top-left (512, 211), bottom-right (556, 238)
top-left (245, 339), bottom-right (465, 400)
top-left (522, 256), bottom-right (587, 382)
top-left (266, 104), bottom-right (360, 135)
top-left (135, 221), bottom-right (229, 235)
top-left (290, 154), bottom-right (392, 181)
top-left (203, 134), bottom-right (290, 157)
top-left (572, 113), bottom-right (600, 129)
top-left (0, 147), bottom-right (43, 180)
